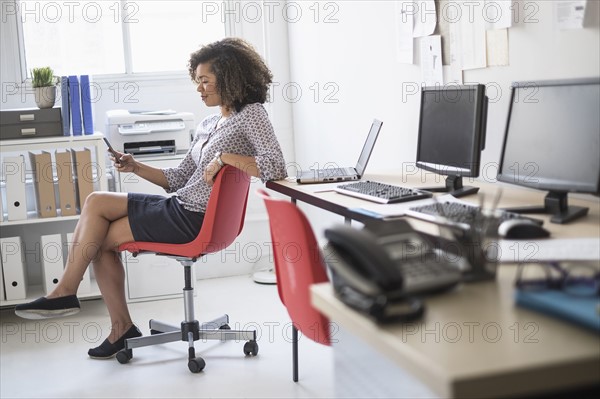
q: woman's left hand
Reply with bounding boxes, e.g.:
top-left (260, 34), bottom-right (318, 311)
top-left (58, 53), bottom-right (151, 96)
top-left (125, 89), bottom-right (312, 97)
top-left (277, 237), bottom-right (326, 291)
top-left (203, 158), bottom-right (222, 186)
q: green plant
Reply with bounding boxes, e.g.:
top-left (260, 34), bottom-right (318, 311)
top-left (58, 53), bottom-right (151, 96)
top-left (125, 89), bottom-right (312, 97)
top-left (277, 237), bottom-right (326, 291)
top-left (31, 67), bottom-right (57, 88)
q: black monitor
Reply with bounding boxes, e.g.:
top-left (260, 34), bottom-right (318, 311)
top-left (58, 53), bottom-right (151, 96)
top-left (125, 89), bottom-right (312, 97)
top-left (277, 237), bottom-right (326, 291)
top-left (497, 77), bottom-right (600, 224)
top-left (416, 84), bottom-right (488, 198)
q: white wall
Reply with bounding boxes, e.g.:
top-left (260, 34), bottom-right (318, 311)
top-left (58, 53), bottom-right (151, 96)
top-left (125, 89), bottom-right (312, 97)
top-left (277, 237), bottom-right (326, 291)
top-left (286, 0), bottom-right (600, 236)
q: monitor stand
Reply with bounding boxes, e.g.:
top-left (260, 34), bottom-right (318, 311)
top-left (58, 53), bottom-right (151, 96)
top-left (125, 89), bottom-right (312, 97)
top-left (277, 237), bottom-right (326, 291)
top-left (502, 191), bottom-right (589, 224)
top-left (421, 175), bottom-right (479, 199)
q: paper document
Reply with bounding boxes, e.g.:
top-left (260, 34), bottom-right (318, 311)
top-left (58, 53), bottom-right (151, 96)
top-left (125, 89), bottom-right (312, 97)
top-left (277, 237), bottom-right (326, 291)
top-left (396, 1), bottom-right (415, 64)
top-left (498, 238), bottom-right (600, 263)
top-left (420, 35), bottom-right (444, 85)
top-left (484, 0), bottom-right (512, 30)
top-left (556, 0), bottom-right (587, 29)
top-left (412, 0), bottom-right (437, 37)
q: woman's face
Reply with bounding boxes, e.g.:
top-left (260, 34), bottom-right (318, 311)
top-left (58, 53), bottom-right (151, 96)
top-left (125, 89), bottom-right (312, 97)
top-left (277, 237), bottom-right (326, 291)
top-left (195, 63), bottom-right (222, 107)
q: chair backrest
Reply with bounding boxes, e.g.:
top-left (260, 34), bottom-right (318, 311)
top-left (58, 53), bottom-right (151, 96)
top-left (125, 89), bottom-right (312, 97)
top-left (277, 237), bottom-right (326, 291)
top-left (257, 189), bottom-right (331, 346)
top-left (120, 165), bottom-right (250, 259)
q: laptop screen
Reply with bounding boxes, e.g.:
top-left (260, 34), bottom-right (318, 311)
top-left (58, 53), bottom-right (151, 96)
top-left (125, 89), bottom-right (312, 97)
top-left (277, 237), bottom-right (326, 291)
top-left (354, 119), bottom-right (383, 176)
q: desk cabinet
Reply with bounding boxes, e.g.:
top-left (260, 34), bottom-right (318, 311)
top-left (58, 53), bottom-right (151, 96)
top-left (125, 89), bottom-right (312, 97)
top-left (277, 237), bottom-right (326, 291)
top-left (0, 134), bottom-right (107, 307)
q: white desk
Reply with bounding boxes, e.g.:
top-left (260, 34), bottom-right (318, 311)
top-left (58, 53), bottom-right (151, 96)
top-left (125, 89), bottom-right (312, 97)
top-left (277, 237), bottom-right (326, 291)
top-left (267, 172), bottom-right (600, 398)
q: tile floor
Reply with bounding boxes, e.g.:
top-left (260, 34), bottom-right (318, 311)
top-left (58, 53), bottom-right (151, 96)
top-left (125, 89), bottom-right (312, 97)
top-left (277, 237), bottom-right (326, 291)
top-left (0, 275), bottom-right (335, 398)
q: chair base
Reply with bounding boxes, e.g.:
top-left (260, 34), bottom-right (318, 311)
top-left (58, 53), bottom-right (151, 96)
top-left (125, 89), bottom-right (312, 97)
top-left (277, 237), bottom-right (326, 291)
top-left (116, 314), bottom-right (259, 373)
top-left (115, 261), bottom-right (258, 373)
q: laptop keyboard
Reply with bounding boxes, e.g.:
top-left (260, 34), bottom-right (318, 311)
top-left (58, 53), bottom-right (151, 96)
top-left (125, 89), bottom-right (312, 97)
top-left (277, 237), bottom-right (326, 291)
top-left (319, 167), bottom-right (351, 177)
top-left (336, 181), bottom-right (433, 204)
top-left (406, 201), bottom-right (543, 230)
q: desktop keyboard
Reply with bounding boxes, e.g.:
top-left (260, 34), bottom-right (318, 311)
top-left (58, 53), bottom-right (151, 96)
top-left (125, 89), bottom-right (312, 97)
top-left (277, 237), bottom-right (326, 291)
top-left (335, 181), bottom-right (433, 204)
top-left (405, 201), bottom-right (543, 230)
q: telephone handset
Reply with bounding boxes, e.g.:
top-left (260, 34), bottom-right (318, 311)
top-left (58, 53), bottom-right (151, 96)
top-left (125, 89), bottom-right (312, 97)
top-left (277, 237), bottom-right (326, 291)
top-left (324, 223), bottom-right (405, 294)
top-left (324, 220), bottom-right (461, 323)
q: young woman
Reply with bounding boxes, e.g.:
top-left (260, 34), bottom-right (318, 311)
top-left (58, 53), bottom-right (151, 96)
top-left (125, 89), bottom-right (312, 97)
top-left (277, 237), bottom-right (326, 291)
top-left (15, 37), bottom-right (287, 359)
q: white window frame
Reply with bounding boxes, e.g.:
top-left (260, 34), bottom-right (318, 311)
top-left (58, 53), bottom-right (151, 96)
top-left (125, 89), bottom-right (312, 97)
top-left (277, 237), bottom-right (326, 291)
top-left (12, 0), bottom-right (239, 85)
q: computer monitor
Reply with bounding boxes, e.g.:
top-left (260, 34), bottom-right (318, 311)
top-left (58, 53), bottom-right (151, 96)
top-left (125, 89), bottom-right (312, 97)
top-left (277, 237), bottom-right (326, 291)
top-left (497, 77), bottom-right (600, 224)
top-left (415, 84), bottom-right (488, 198)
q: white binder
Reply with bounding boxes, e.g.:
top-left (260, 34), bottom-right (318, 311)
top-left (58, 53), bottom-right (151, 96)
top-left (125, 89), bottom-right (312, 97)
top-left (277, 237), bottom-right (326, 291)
top-left (0, 236), bottom-right (27, 300)
top-left (0, 187), bottom-right (4, 221)
top-left (40, 234), bottom-right (64, 295)
top-left (65, 233), bottom-right (91, 295)
top-left (0, 252), bottom-right (5, 301)
top-left (3, 155), bottom-right (28, 221)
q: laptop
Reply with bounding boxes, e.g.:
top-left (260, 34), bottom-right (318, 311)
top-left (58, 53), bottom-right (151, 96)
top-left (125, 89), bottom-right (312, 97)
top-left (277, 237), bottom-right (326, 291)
top-left (296, 119), bottom-right (383, 184)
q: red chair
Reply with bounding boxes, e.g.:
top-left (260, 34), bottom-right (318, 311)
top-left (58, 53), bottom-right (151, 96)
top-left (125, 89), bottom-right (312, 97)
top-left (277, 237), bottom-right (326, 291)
top-left (116, 165), bottom-right (259, 373)
top-left (257, 189), bottom-right (331, 382)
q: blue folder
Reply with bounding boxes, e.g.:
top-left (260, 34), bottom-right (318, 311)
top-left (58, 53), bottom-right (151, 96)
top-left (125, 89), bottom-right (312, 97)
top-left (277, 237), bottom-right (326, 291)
top-left (68, 75), bottom-right (82, 136)
top-left (80, 75), bottom-right (94, 135)
top-left (515, 289), bottom-right (600, 333)
top-left (60, 76), bottom-right (70, 136)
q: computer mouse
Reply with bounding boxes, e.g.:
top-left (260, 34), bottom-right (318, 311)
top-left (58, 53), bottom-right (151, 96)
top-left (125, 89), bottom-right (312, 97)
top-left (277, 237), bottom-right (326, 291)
top-left (498, 219), bottom-right (551, 239)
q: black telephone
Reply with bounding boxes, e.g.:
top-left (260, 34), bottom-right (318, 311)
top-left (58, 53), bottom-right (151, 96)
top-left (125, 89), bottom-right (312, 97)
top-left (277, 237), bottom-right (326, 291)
top-left (324, 219), bottom-right (461, 323)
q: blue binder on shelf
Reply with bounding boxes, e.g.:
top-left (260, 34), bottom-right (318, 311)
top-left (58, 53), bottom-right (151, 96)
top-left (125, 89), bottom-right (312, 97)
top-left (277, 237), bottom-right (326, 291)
top-left (68, 75), bottom-right (82, 136)
top-left (80, 75), bottom-right (94, 135)
top-left (515, 289), bottom-right (600, 333)
top-left (60, 76), bottom-right (70, 136)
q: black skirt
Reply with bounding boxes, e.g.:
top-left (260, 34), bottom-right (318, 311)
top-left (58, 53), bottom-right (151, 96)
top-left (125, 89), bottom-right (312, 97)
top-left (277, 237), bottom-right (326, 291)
top-left (128, 193), bottom-right (204, 244)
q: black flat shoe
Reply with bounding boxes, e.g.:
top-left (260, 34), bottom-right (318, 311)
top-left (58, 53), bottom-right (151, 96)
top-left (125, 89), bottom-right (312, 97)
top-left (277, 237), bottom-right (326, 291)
top-left (15, 295), bottom-right (80, 320)
top-left (88, 325), bottom-right (143, 359)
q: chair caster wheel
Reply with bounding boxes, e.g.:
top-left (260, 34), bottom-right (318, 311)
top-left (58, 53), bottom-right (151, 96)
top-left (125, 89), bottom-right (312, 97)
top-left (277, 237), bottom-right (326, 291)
top-left (188, 357), bottom-right (205, 373)
top-left (243, 340), bottom-right (259, 356)
top-left (116, 349), bottom-right (132, 364)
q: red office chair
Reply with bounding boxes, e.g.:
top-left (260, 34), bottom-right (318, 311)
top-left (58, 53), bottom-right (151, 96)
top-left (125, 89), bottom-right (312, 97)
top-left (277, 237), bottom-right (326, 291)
top-left (257, 189), bottom-right (331, 382)
top-left (116, 165), bottom-right (259, 373)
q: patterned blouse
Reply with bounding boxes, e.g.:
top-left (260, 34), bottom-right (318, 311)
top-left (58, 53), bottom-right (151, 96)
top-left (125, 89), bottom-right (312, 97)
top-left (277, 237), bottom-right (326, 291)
top-left (162, 103), bottom-right (287, 213)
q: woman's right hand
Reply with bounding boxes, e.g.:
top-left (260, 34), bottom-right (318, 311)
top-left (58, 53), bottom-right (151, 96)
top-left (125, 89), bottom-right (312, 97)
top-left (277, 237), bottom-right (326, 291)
top-left (113, 152), bottom-right (138, 174)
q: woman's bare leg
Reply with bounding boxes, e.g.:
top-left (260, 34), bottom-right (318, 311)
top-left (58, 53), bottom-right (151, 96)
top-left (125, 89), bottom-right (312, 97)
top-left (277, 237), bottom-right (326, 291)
top-left (47, 191), bottom-right (130, 297)
top-left (47, 191), bottom-right (136, 342)
top-left (93, 216), bottom-right (136, 342)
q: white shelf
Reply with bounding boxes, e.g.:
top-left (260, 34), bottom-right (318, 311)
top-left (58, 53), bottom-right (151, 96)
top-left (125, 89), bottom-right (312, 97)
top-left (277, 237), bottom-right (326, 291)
top-left (0, 132), bottom-right (105, 147)
top-left (0, 283), bottom-right (101, 308)
top-left (0, 214), bottom-right (79, 227)
top-left (0, 133), bottom-right (108, 307)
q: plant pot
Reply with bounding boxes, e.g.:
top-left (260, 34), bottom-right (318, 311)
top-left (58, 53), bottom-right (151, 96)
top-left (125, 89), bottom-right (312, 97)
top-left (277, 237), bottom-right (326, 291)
top-left (34, 86), bottom-right (56, 109)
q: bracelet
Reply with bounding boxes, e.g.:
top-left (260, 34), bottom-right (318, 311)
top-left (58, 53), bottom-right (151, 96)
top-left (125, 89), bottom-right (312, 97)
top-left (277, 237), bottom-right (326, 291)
top-left (214, 151), bottom-right (224, 167)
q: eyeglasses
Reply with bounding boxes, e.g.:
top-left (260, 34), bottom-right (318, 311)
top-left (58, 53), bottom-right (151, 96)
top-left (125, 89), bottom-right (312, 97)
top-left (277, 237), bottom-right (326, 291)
top-left (515, 262), bottom-right (600, 297)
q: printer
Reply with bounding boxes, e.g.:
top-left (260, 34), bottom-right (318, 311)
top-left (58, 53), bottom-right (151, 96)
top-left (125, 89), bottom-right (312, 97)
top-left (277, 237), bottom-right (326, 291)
top-left (105, 110), bottom-right (195, 156)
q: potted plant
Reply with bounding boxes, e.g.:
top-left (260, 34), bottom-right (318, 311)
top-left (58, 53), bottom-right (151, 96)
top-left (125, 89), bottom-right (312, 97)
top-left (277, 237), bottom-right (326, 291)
top-left (31, 66), bottom-right (58, 109)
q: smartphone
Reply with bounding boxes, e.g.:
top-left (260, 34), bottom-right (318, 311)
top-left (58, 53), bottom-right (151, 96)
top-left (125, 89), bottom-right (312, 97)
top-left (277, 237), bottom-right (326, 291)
top-left (102, 137), bottom-right (121, 162)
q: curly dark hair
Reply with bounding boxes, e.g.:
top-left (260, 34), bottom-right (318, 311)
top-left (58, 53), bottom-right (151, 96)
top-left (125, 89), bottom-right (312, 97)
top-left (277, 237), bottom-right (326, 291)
top-left (188, 37), bottom-right (273, 112)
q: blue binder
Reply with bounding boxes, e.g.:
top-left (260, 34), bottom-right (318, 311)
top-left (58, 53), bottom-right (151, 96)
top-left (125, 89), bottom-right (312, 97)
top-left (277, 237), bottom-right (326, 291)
top-left (68, 75), bottom-right (82, 136)
top-left (60, 76), bottom-right (70, 136)
top-left (516, 289), bottom-right (600, 333)
top-left (80, 75), bottom-right (94, 135)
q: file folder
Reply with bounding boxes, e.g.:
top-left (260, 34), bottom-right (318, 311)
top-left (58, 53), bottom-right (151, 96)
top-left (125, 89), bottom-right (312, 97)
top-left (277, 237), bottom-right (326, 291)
top-left (80, 75), bottom-right (94, 135)
top-left (40, 234), bottom-right (64, 295)
top-left (29, 151), bottom-right (58, 218)
top-left (3, 155), bottom-right (28, 221)
top-left (0, 236), bottom-right (27, 300)
top-left (71, 148), bottom-right (94, 212)
top-left (68, 75), bottom-right (82, 136)
top-left (55, 150), bottom-right (77, 216)
top-left (66, 232), bottom-right (91, 295)
top-left (516, 289), bottom-right (600, 333)
top-left (60, 76), bottom-right (71, 136)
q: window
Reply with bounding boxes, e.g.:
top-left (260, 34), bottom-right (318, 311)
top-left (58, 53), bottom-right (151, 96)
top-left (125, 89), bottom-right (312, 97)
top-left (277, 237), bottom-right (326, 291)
top-left (18, 0), bottom-right (226, 77)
